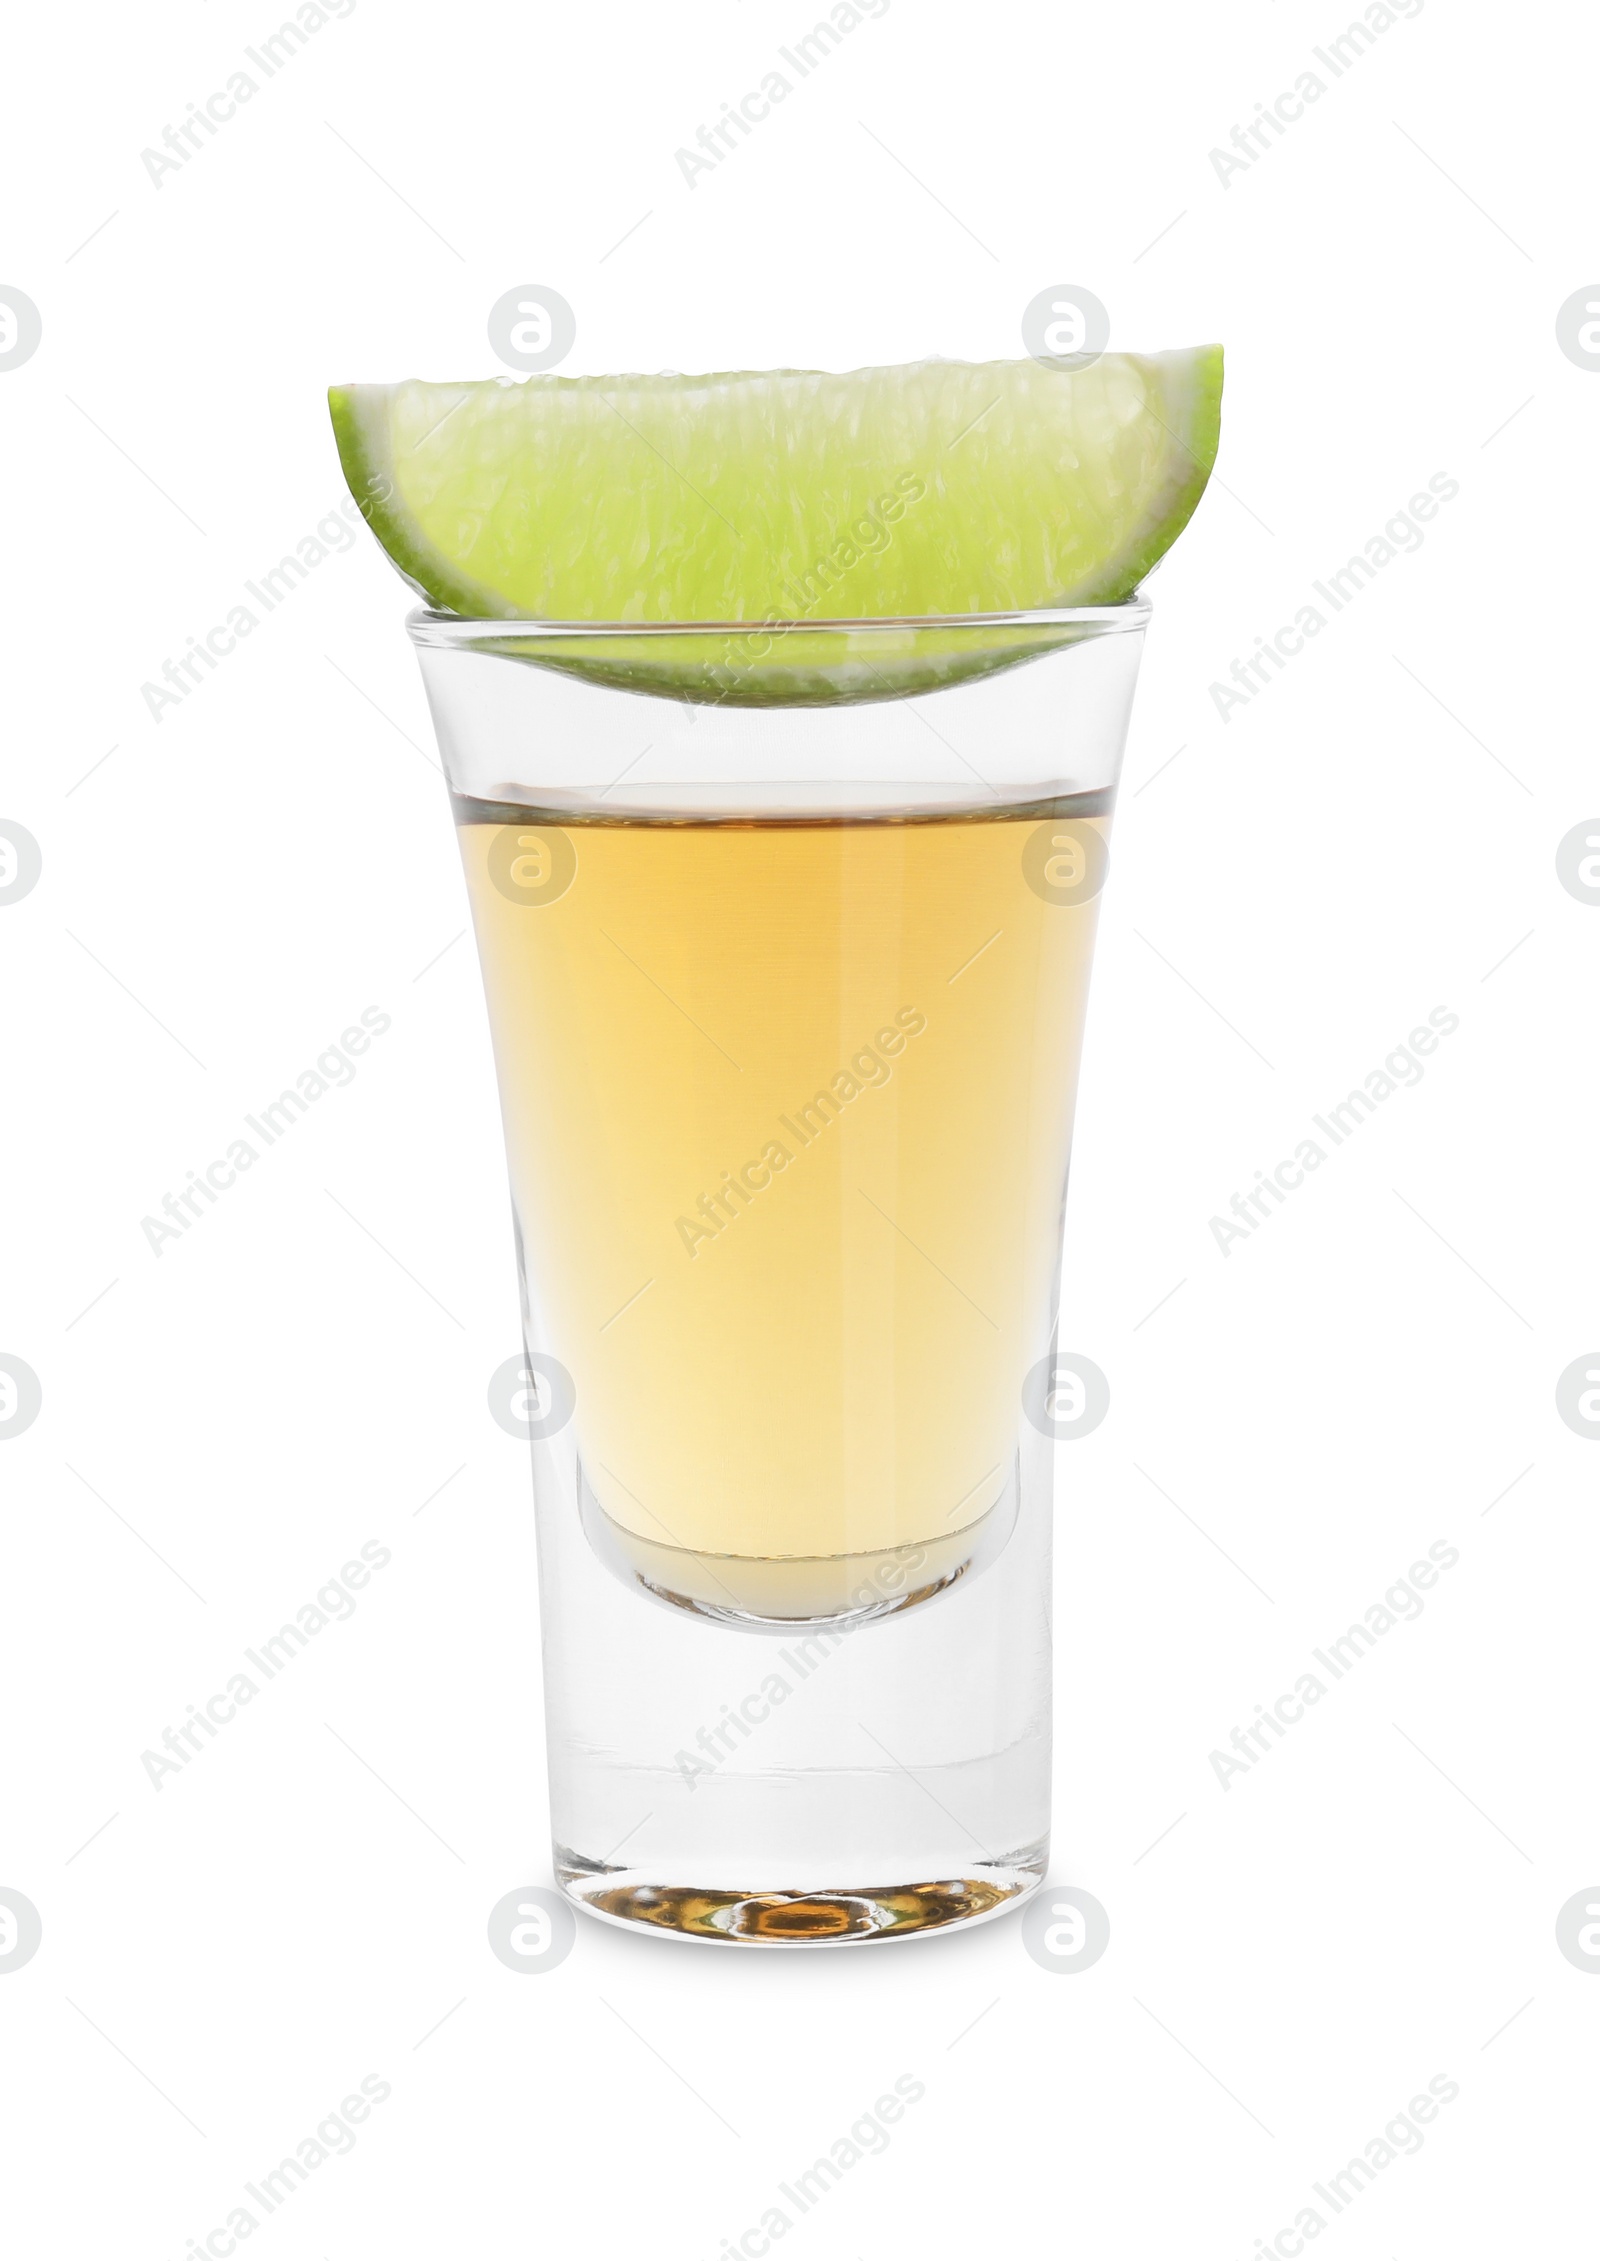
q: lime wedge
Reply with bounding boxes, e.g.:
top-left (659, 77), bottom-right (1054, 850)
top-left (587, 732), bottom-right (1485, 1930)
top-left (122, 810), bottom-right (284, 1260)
top-left (331, 351), bottom-right (1220, 701)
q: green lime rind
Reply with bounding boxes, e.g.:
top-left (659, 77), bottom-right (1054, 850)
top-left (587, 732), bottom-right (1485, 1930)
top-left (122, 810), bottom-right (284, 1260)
top-left (457, 621), bottom-right (1109, 708)
top-left (1101, 343), bottom-right (1223, 596)
top-left (330, 387), bottom-right (503, 617)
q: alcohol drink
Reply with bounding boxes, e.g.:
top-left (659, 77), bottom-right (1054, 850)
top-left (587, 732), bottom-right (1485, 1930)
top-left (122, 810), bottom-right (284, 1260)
top-left (458, 795), bottom-right (1108, 1617)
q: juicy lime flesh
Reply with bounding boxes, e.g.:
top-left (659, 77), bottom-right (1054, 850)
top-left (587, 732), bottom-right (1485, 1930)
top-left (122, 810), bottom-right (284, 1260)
top-left (331, 352), bottom-right (1220, 701)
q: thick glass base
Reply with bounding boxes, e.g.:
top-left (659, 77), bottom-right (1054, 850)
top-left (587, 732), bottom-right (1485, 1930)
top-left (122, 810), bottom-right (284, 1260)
top-left (527, 1419), bottom-right (1055, 1947)
top-left (556, 1841), bottom-right (1047, 1946)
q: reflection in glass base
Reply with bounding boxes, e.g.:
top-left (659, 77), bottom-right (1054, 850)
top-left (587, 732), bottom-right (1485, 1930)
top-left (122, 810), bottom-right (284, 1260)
top-left (576, 1458), bottom-right (1019, 1630)
top-left (555, 1840), bottom-right (1047, 1946)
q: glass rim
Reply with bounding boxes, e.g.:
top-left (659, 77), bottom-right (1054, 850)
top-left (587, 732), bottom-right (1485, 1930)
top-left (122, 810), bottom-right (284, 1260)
top-left (406, 595), bottom-right (1152, 646)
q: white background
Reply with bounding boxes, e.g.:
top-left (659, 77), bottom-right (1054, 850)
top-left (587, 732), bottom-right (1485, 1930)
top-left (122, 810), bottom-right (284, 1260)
top-left (2, 0), bottom-right (1597, 2253)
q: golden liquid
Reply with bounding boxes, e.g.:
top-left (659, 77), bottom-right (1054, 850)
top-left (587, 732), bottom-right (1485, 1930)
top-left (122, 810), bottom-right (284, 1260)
top-left (459, 802), bottom-right (1106, 1567)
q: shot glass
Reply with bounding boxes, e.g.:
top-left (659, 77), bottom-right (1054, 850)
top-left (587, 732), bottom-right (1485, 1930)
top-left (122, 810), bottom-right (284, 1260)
top-left (411, 603), bottom-right (1147, 1944)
